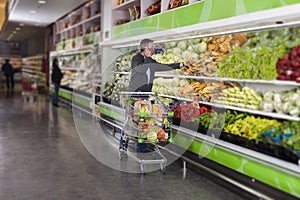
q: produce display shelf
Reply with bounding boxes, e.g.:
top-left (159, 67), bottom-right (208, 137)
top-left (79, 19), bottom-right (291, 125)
top-left (155, 73), bottom-right (300, 86)
top-left (112, 0), bottom-right (139, 11)
top-left (169, 124), bottom-right (300, 198)
top-left (158, 94), bottom-right (300, 121)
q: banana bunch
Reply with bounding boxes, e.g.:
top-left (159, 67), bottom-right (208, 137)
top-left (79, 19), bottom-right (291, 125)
top-left (140, 105), bottom-right (149, 113)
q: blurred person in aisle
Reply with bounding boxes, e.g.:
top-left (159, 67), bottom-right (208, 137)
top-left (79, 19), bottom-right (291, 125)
top-left (1, 59), bottom-right (14, 90)
top-left (51, 58), bottom-right (64, 107)
top-left (127, 38), bottom-right (186, 153)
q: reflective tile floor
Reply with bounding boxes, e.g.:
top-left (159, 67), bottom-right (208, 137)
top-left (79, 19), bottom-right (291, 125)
top-left (0, 87), bottom-right (253, 200)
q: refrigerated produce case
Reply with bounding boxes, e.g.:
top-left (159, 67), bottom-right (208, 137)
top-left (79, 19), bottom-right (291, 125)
top-left (96, 2), bottom-right (300, 198)
top-left (49, 45), bottom-right (101, 112)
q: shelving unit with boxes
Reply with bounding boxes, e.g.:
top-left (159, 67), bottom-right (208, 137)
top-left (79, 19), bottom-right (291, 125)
top-left (111, 0), bottom-right (199, 26)
top-left (51, 0), bottom-right (101, 51)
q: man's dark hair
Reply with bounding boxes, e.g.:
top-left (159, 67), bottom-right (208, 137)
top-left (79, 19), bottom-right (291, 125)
top-left (140, 38), bottom-right (154, 52)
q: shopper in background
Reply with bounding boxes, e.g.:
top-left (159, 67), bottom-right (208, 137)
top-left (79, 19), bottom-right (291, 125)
top-left (51, 58), bottom-right (63, 107)
top-left (1, 59), bottom-right (14, 90)
top-left (128, 38), bottom-right (185, 153)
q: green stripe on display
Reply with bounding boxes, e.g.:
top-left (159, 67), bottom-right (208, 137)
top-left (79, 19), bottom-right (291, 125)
top-left (98, 105), bottom-right (124, 122)
top-left (73, 95), bottom-right (90, 108)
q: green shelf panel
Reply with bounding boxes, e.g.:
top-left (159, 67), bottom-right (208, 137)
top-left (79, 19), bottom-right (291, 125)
top-left (98, 104), bottom-right (124, 122)
top-left (73, 96), bottom-right (90, 108)
top-left (111, 0), bottom-right (300, 40)
top-left (50, 88), bottom-right (72, 101)
top-left (170, 132), bottom-right (300, 198)
top-left (50, 88), bottom-right (90, 108)
top-left (158, 11), bottom-right (174, 30)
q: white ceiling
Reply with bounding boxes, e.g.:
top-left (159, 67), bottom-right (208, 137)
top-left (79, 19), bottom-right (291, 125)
top-left (0, 0), bottom-right (87, 42)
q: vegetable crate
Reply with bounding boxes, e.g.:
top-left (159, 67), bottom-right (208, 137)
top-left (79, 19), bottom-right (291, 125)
top-left (119, 92), bottom-right (174, 174)
top-left (21, 77), bottom-right (38, 103)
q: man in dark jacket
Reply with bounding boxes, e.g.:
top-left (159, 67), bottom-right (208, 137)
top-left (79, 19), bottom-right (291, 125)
top-left (51, 58), bottom-right (63, 107)
top-left (127, 39), bottom-right (184, 153)
top-left (128, 38), bottom-right (182, 92)
top-left (1, 59), bottom-right (14, 90)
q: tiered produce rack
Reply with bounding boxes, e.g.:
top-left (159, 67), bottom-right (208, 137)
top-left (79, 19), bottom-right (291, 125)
top-left (94, 1), bottom-right (300, 199)
top-left (22, 55), bottom-right (46, 92)
top-left (49, 45), bottom-right (101, 113)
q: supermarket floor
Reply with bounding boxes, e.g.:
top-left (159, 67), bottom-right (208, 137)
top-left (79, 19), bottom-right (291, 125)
top-left (0, 86), bottom-right (253, 200)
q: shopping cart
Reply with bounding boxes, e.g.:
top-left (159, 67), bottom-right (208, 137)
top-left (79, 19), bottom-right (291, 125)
top-left (21, 76), bottom-right (38, 102)
top-left (119, 92), bottom-right (174, 174)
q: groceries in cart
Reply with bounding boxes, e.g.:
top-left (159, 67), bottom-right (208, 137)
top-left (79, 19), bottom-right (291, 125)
top-left (22, 78), bottom-right (37, 91)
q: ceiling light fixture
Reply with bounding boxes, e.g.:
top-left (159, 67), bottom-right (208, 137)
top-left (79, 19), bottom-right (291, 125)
top-left (13, 31), bottom-right (17, 34)
top-left (29, 10), bottom-right (36, 14)
top-left (15, 27), bottom-right (20, 30)
top-left (38, 0), bottom-right (47, 4)
top-left (19, 23), bottom-right (24, 26)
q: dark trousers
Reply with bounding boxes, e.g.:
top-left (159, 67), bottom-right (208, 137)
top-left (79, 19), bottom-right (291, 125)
top-left (5, 75), bottom-right (14, 89)
top-left (52, 82), bottom-right (60, 104)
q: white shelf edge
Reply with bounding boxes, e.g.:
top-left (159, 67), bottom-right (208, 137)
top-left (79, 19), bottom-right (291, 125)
top-left (22, 69), bottom-right (41, 74)
top-left (158, 94), bottom-right (300, 121)
top-left (113, 71), bottom-right (130, 74)
top-left (170, 124), bottom-right (300, 177)
top-left (60, 67), bottom-right (84, 71)
top-left (112, 0), bottom-right (138, 10)
top-left (50, 44), bottom-right (95, 56)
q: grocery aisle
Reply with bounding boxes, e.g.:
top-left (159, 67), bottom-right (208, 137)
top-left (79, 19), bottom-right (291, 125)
top-left (0, 88), bottom-right (252, 200)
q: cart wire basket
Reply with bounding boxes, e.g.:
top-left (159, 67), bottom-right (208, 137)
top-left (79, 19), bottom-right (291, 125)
top-left (118, 92), bottom-right (174, 174)
top-left (21, 76), bottom-right (38, 102)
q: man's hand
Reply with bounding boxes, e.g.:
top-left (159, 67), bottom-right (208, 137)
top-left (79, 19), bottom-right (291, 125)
top-left (181, 60), bottom-right (190, 67)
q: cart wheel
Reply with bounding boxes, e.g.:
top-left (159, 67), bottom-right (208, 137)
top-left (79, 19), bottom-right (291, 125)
top-left (160, 163), bottom-right (166, 174)
top-left (141, 164), bottom-right (146, 174)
